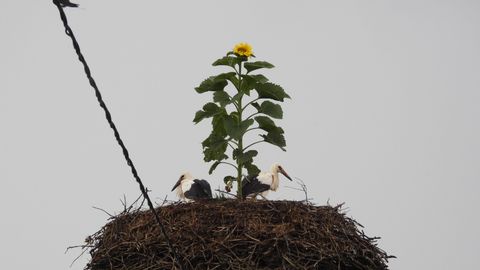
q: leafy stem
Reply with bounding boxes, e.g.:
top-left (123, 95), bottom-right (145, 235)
top-left (227, 138), bottom-right (239, 146)
top-left (244, 140), bottom-right (265, 151)
top-left (245, 112), bottom-right (260, 121)
top-left (245, 127), bottom-right (262, 133)
top-left (242, 98), bottom-right (259, 111)
top-left (193, 44), bottom-right (290, 199)
top-left (232, 100), bottom-right (241, 111)
top-left (220, 161), bottom-right (238, 170)
top-left (227, 142), bottom-right (236, 150)
top-left (236, 62), bottom-right (244, 198)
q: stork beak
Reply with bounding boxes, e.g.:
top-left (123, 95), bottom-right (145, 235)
top-left (280, 168), bottom-right (293, 181)
top-left (171, 177), bottom-right (182, 191)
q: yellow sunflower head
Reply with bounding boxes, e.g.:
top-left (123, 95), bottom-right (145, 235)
top-left (233, 42), bottom-right (253, 57)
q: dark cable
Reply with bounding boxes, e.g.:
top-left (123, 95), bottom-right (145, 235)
top-left (51, 1), bottom-right (183, 268)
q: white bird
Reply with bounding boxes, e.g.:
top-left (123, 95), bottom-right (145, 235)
top-left (171, 172), bottom-right (212, 201)
top-left (242, 163), bottom-right (292, 199)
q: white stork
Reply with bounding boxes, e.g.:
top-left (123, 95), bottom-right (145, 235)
top-left (242, 163), bottom-right (292, 199)
top-left (171, 172), bottom-right (212, 201)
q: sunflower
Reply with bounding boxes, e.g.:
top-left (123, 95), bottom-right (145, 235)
top-left (233, 42), bottom-right (253, 57)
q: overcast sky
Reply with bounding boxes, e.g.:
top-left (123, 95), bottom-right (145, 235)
top-left (2, 0), bottom-right (479, 269)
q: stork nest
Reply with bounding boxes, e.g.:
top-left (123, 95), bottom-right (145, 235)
top-left (84, 199), bottom-right (392, 269)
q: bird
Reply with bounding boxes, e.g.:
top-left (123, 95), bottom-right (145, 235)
top-left (57, 0), bottom-right (79, 8)
top-left (242, 163), bottom-right (292, 199)
top-left (171, 172), bottom-right (212, 201)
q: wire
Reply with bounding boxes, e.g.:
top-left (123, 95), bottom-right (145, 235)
top-left (51, 1), bottom-right (183, 268)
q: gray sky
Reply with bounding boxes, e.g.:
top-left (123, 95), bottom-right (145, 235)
top-left (1, 0), bottom-right (479, 269)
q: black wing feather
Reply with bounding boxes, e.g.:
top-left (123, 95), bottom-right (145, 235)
top-left (196, 179), bottom-right (213, 198)
top-left (242, 175), bottom-right (270, 198)
top-left (185, 179), bottom-right (212, 200)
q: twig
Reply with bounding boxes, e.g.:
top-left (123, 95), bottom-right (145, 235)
top-left (215, 189), bottom-right (238, 198)
top-left (65, 244), bottom-right (92, 267)
top-left (284, 177), bottom-right (312, 203)
top-left (160, 195), bottom-right (169, 207)
top-left (68, 247), bottom-right (89, 268)
top-left (120, 194), bottom-right (127, 212)
top-left (65, 245), bottom-right (92, 254)
top-left (126, 193), bottom-right (144, 212)
top-left (92, 206), bottom-right (113, 218)
top-left (294, 177), bottom-right (310, 203)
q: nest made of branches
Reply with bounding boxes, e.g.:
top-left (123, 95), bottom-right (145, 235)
top-left (84, 199), bottom-right (392, 270)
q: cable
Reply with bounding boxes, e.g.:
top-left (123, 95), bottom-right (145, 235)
top-left (51, 1), bottom-right (183, 268)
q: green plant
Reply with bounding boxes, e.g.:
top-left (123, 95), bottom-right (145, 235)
top-left (193, 43), bottom-right (290, 198)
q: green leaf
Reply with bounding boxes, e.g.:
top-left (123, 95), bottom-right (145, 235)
top-left (211, 111), bottom-right (228, 136)
top-left (240, 75), bottom-right (258, 95)
top-left (229, 111), bottom-right (240, 121)
top-left (223, 116), bottom-right (238, 139)
top-left (195, 76), bottom-right (227, 93)
top-left (261, 130), bottom-right (287, 151)
top-left (202, 133), bottom-right (228, 162)
top-left (255, 83), bottom-right (290, 101)
top-left (251, 102), bottom-right (261, 111)
top-left (244, 162), bottom-right (261, 176)
top-left (250, 74), bottom-right (269, 84)
top-left (216, 72), bottom-right (237, 81)
top-left (213, 91), bottom-right (231, 107)
top-left (241, 119), bottom-right (255, 135)
top-left (203, 147), bottom-right (228, 162)
top-left (228, 76), bottom-right (240, 90)
top-left (193, 110), bottom-right (207, 124)
top-left (195, 73), bottom-right (234, 93)
top-left (231, 93), bottom-right (243, 104)
top-left (236, 150), bottom-right (258, 164)
top-left (224, 116), bottom-right (254, 140)
top-left (232, 148), bottom-right (240, 160)
top-left (204, 102), bottom-right (221, 113)
top-left (209, 161), bottom-right (221, 175)
top-left (193, 102), bottom-right (221, 123)
top-left (202, 132), bottom-right (226, 149)
top-left (203, 148), bottom-right (227, 162)
top-left (213, 57), bottom-right (241, 68)
top-left (232, 149), bottom-right (258, 163)
top-left (244, 61), bottom-right (275, 73)
top-left (240, 74), bottom-right (271, 94)
top-left (259, 101), bottom-right (283, 119)
top-left (254, 116), bottom-right (284, 133)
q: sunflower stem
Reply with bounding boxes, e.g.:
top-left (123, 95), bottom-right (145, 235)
top-left (236, 62), bottom-right (244, 199)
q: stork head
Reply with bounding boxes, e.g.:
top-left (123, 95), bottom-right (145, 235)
top-left (171, 172), bottom-right (193, 191)
top-left (272, 163), bottom-right (292, 181)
